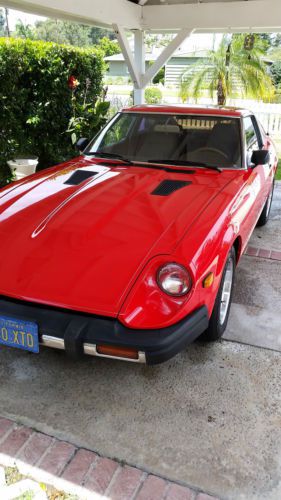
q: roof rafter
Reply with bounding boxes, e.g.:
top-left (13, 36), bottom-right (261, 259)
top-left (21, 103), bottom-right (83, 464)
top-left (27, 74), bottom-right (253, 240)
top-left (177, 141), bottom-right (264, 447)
top-left (1, 0), bottom-right (142, 29)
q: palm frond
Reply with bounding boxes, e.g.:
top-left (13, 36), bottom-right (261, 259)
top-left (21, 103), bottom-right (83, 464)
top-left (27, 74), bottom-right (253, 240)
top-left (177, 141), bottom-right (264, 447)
top-left (179, 33), bottom-right (274, 104)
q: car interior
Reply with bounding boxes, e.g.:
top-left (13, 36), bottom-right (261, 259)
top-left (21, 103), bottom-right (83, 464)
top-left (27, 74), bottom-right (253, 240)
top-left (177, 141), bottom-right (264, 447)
top-left (95, 113), bottom-right (242, 167)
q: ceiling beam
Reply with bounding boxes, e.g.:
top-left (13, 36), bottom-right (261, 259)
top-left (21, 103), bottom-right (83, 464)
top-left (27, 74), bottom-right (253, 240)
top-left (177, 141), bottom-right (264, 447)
top-left (113, 24), bottom-right (142, 88)
top-left (1, 0), bottom-right (142, 29)
top-left (142, 28), bottom-right (192, 87)
top-left (141, 0), bottom-right (281, 32)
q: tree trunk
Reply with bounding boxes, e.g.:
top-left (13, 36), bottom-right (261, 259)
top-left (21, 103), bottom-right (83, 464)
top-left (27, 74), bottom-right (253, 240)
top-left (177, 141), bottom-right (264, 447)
top-left (5, 8), bottom-right (10, 37)
top-left (217, 79), bottom-right (226, 106)
top-left (220, 37), bottom-right (232, 106)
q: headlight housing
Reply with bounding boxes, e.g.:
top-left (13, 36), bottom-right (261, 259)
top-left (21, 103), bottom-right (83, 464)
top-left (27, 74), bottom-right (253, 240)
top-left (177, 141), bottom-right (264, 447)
top-left (157, 263), bottom-right (192, 297)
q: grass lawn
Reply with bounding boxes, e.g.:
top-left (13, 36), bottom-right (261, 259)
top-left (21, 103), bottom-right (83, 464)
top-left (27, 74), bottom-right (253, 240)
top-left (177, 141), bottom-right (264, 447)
top-left (4, 466), bottom-right (78, 500)
top-left (276, 159), bottom-right (281, 180)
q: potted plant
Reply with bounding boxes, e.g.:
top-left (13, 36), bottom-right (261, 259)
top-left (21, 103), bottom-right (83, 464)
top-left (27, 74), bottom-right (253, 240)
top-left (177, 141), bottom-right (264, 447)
top-left (7, 156), bottom-right (38, 181)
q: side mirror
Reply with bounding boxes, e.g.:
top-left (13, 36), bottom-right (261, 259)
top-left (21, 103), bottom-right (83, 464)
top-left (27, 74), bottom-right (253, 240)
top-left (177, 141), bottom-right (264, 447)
top-left (76, 137), bottom-right (89, 152)
top-left (251, 149), bottom-right (270, 167)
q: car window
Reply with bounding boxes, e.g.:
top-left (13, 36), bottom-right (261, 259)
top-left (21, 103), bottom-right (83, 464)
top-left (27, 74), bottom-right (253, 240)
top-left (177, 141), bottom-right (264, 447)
top-left (88, 113), bottom-right (242, 168)
top-left (244, 116), bottom-right (260, 150)
top-left (98, 113), bottom-right (135, 149)
top-left (244, 115), bottom-right (264, 165)
top-left (256, 118), bottom-right (267, 143)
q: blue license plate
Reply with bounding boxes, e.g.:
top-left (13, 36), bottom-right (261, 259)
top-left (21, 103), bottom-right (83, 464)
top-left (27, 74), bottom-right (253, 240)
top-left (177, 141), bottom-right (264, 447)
top-left (0, 315), bottom-right (39, 353)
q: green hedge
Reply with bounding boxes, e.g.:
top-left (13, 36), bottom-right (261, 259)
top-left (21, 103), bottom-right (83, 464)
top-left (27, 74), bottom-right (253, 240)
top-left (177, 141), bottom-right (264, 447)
top-left (145, 87), bottom-right (162, 104)
top-left (0, 38), bottom-right (106, 186)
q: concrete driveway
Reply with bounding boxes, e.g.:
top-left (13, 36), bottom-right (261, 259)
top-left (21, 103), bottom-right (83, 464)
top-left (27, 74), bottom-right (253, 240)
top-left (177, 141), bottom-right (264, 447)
top-left (0, 183), bottom-right (280, 500)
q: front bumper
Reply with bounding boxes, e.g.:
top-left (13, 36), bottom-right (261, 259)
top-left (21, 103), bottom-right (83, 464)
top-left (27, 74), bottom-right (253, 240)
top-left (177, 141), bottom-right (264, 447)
top-left (0, 296), bottom-right (209, 365)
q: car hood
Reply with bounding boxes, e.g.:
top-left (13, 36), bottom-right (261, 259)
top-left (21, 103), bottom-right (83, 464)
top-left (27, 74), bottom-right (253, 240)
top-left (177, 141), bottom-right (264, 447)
top-left (0, 158), bottom-right (236, 316)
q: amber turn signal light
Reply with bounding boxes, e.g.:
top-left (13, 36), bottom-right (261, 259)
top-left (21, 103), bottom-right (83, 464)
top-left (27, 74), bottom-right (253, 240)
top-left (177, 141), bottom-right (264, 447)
top-left (96, 344), bottom-right (139, 360)
top-left (202, 272), bottom-right (214, 288)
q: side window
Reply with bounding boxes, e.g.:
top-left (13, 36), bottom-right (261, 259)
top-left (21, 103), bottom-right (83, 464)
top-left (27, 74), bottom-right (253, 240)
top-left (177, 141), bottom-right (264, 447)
top-left (243, 116), bottom-right (262, 164)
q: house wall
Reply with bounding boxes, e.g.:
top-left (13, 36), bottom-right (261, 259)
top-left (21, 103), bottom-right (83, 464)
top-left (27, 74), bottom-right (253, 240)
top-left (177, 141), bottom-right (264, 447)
top-left (106, 61), bottom-right (151, 79)
top-left (106, 56), bottom-right (206, 86)
top-left (106, 61), bottom-right (129, 77)
top-left (165, 57), bottom-right (202, 87)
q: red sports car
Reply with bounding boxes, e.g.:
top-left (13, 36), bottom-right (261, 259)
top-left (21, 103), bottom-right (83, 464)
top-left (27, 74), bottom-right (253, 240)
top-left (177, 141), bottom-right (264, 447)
top-left (0, 106), bottom-right (277, 364)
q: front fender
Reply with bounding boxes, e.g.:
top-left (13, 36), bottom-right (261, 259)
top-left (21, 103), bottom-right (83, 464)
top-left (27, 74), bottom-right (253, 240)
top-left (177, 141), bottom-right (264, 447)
top-left (118, 254), bottom-right (199, 329)
top-left (175, 204), bottom-right (239, 318)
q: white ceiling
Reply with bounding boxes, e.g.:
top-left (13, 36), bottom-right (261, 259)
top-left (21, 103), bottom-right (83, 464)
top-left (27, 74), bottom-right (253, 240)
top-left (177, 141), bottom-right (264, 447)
top-left (129, 0), bottom-right (255, 4)
top-left (2, 0), bottom-right (281, 32)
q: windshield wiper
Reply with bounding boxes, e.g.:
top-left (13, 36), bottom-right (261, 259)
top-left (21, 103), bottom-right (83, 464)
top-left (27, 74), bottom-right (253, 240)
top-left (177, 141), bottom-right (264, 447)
top-left (85, 151), bottom-right (133, 165)
top-left (148, 159), bottom-right (222, 173)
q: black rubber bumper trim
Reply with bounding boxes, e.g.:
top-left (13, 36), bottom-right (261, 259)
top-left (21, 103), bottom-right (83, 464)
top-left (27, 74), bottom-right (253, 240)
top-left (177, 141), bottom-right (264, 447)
top-left (0, 296), bottom-right (209, 365)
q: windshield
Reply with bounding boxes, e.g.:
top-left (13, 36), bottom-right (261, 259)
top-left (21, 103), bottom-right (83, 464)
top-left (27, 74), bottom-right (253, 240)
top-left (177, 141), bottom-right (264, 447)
top-left (87, 112), bottom-right (242, 168)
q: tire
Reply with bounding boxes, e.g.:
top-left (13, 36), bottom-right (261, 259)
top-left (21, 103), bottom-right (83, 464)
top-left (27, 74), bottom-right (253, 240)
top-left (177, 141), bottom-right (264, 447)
top-left (256, 181), bottom-right (275, 227)
top-left (201, 247), bottom-right (236, 341)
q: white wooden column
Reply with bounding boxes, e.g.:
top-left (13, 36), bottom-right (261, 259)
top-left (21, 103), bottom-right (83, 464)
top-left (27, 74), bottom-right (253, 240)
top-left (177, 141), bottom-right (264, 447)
top-left (113, 24), bottom-right (193, 105)
top-left (133, 30), bottom-right (145, 105)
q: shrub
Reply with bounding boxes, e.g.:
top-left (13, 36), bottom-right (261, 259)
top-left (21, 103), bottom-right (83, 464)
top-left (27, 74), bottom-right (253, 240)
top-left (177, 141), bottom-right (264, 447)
top-left (145, 87), bottom-right (162, 104)
top-left (104, 76), bottom-right (113, 85)
top-left (115, 76), bottom-right (126, 85)
top-left (153, 67), bottom-right (165, 85)
top-left (0, 38), bottom-right (106, 186)
top-left (270, 60), bottom-right (281, 87)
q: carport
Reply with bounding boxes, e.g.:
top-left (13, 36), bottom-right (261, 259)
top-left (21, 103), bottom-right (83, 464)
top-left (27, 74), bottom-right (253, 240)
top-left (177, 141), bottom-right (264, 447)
top-left (2, 0), bottom-right (281, 103)
top-left (1, 2), bottom-right (281, 500)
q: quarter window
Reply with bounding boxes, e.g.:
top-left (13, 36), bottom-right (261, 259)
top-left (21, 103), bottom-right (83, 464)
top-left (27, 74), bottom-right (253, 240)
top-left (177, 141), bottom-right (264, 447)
top-left (244, 116), bottom-right (260, 151)
top-left (244, 116), bottom-right (263, 165)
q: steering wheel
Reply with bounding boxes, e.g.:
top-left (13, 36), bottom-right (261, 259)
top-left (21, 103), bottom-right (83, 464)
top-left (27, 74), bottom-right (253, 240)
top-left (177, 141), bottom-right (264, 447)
top-left (190, 147), bottom-right (229, 160)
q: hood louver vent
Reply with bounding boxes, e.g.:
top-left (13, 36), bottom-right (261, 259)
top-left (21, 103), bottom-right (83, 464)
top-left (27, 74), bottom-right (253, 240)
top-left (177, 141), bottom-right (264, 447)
top-left (151, 180), bottom-right (191, 196)
top-left (64, 170), bottom-right (98, 186)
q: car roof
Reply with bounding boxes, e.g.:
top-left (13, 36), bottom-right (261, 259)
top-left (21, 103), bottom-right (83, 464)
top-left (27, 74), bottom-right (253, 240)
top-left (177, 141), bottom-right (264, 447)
top-left (121, 104), bottom-right (251, 118)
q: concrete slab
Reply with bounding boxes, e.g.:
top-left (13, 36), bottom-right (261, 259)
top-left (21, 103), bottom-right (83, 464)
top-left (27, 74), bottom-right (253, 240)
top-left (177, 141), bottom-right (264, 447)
top-left (232, 255), bottom-right (281, 312)
top-left (0, 341), bottom-right (281, 500)
top-left (224, 201), bottom-right (281, 351)
top-left (224, 303), bottom-right (281, 352)
top-left (250, 181), bottom-right (281, 251)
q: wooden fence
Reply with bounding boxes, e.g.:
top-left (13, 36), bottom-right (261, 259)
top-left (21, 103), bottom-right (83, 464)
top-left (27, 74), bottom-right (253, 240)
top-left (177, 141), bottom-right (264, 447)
top-left (108, 91), bottom-right (281, 138)
top-left (187, 97), bottom-right (281, 138)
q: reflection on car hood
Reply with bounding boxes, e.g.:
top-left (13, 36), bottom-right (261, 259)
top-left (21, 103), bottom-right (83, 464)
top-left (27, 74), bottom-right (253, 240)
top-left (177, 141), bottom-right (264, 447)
top-left (0, 158), bottom-right (237, 316)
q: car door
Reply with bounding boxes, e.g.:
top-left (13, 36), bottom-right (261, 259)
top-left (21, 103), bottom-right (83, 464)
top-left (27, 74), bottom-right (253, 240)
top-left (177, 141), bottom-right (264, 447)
top-left (243, 115), bottom-right (270, 222)
top-left (230, 115), bottom-right (269, 248)
top-left (256, 117), bottom-right (277, 194)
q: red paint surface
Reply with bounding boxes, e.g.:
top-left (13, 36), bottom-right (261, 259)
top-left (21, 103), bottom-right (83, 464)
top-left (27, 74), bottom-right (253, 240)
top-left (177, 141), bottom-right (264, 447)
top-left (0, 107), bottom-right (277, 329)
top-left (123, 104), bottom-right (248, 117)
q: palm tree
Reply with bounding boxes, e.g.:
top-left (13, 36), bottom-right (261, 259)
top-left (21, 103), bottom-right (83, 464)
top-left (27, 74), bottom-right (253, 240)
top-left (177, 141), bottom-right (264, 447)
top-left (179, 35), bottom-right (274, 105)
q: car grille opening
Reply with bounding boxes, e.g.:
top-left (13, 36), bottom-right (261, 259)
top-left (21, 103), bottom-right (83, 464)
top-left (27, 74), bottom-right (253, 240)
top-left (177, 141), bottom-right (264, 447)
top-left (151, 179), bottom-right (191, 196)
top-left (64, 170), bottom-right (98, 185)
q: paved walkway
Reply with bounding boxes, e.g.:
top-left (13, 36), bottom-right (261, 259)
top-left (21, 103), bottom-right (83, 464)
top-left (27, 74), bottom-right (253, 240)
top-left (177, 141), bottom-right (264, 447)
top-left (0, 416), bottom-right (217, 500)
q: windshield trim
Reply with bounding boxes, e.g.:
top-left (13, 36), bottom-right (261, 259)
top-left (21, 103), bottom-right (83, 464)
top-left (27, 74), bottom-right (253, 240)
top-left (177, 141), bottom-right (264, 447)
top-left (121, 110), bottom-right (243, 120)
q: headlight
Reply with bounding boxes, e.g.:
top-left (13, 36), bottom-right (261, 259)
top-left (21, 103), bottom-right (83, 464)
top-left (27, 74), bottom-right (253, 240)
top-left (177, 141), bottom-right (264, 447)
top-left (157, 263), bottom-right (192, 297)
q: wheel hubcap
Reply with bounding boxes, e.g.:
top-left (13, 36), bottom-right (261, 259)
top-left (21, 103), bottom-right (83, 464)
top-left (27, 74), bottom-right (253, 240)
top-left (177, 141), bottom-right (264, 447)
top-left (219, 258), bottom-right (234, 325)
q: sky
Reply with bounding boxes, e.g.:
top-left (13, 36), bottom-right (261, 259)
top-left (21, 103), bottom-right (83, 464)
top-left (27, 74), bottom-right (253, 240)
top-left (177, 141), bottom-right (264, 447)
top-left (7, 8), bottom-right (45, 30)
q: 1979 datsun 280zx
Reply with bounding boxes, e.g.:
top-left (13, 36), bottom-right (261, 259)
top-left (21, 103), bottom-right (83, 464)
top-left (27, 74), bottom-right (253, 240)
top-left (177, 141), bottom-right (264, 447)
top-left (0, 106), bottom-right (277, 364)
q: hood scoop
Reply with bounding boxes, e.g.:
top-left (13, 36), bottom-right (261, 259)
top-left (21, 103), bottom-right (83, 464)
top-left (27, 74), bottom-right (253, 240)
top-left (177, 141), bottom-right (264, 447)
top-left (151, 179), bottom-right (191, 196)
top-left (64, 170), bottom-right (98, 186)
